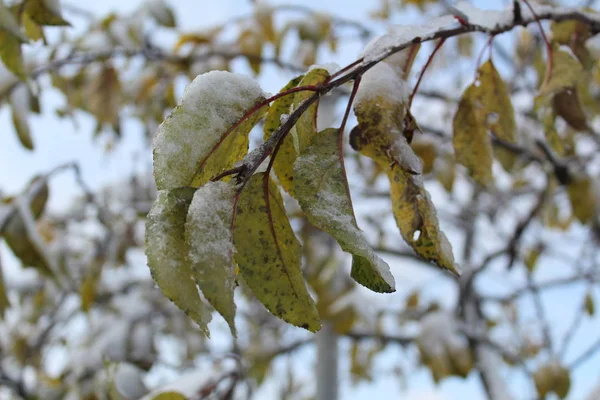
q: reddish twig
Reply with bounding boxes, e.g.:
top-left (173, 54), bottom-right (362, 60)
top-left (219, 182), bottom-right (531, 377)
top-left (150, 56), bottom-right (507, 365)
top-left (409, 38), bottom-right (446, 109)
top-left (521, 0), bottom-right (553, 86)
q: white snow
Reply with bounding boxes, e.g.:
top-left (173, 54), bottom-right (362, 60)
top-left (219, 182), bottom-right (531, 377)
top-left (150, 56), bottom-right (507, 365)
top-left (113, 363), bottom-right (148, 399)
top-left (418, 311), bottom-right (461, 357)
top-left (354, 61), bottom-right (410, 107)
top-left (451, 2), bottom-right (513, 30)
top-left (477, 347), bottom-right (514, 400)
top-left (140, 368), bottom-right (224, 399)
top-left (391, 133), bottom-right (423, 174)
top-left (309, 62), bottom-right (341, 75)
top-left (361, 15), bottom-right (455, 63)
top-left (153, 71), bottom-right (264, 189)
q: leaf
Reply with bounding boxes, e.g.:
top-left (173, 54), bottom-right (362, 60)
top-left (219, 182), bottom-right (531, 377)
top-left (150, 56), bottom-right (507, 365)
top-left (585, 291), bottom-right (595, 316)
top-left (534, 363), bottom-right (571, 399)
top-left (9, 85), bottom-right (33, 150)
top-left (0, 253), bottom-right (9, 318)
top-left (294, 128), bottom-right (395, 293)
top-left (79, 270), bottom-right (99, 312)
top-left (388, 167), bottom-right (459, 275)
top-left (25, 0), bottom-right (70, 26)
top-left (264, 75), bottom-right (304, 193)
top-left (145, 188), bottom-right (212, 335)
top-left (153, 71), bottom-right (266, 190)
top-left (539, 48), bottom-right (583, 97)
top-left (452, 85), bottom-right (493, 186)
top-left (22, 11), bottom-right (45, 42)
top-left (274, 68), bottom-right (330, 195)
top-left (567, 175), bottom-right (597, 224)
top-left (150, 392), bottom-right (186, 400)
top-left (185, 181), bottom-right (237, 335)
top-left (238, 28), bottom-right (264, 75)
top-left (148, 0), bottom-right (176, 27)
top-left (87, 65), bottom-right (121, 127)
top-left (255, 4), bottom-right (276, 43)
top-left (2, 179), bottom-right (53, 275)
top-left (553, 89), bottom-right (588, 131)
top-left (353, 67), bottom-right (457, 275)
top-left (233, 173), bottom-right (320, 331)
top-left (0, 3), bottom-right (28, 41)
top-left (0, 30), bottom-right (25, 79)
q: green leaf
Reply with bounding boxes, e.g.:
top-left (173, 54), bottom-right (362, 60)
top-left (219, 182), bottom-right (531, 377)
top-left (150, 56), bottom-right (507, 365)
top-left (452, 85), bottom-right (493, 186)
top-left (585, 291), bottom-right (595, 316)
top-left (0, 30), bottom-right (25, 79)
top-left (153, 71), bottom-right (266, 190)
top-left (148, 0), bottom-right (176, 27)
top-left (553, 89), bottom-right (588, 131)
top-left (150, 392), bottom-right (186, 400)
top-left (25, 0), bottom-right (70, 26)
top-left (9, 86), bottom-right (33, 150)
top-left (145, 188), bottom-right (212, 335)
top-left (294, 128), bottom-right (395, 293)
top-left (534, 363), bottom-right (571, 399)
top-left (233, 173), bottom-right (320, 331)
top-left (0, 3), bottom-right (28, 41)
top-left (186, 181), bottom-right (237, 335)
top-left (567, 174), bottom-right (597, 224)
top-left (0, 253), bottom-right (9, 319)
top-left (264, 74), bottom-right (304, 193)
top-left (275, 68), bottom-right (329, 195)
top-left (2, 178), bottom-right (54, 276)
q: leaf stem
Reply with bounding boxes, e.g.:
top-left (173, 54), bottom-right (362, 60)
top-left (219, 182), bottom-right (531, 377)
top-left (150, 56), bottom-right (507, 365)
top-left (409, 38), bottom-right (446, 109)
top-left (521, 0), bottom-right (553, 86)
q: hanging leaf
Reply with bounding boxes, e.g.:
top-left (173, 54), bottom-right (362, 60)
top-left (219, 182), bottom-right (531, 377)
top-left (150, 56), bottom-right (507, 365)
top-left (147, 0), bottom-right (176, 27)
top-left (539, 48), bottom-right (583, 97)
top-left (534, 362), bottom-right (571, 399)
top-left (185, 181), bottom-right (237, 335)
top-left (25, 0), bottom-right (70, 26)
top-left (277, 68), bottom-right (330, 195)
top-left (552, 89), bottom-right (588, 131)
top-left (294, 128), bottom-right (395, 293)
top-left (264, 74), bottom-right (304, 193)
top-left (585, 291), bottom-right (595, 316)
top-left (22, 11), bottom-right (45, 42)
top-left (233, 173), bottom-right (320, 331)
top-left (238, 27), bottom-right (264, 75)
top-left (452, 85), bottom-right (493, 186)
top-left (145, 188), bottom-right (212, 335)
top-left (0, 3), bottom-right (28, 41)
top-left (9, 86), bottom-right (34, 150)
top-left (2, 179), bottom-right (53, 276)
top-left (79, 270), bottom-right (100, 312)
top-left (0, 253), bottom-right (9, 318)
top-left (0, 30), bottom-right (25, 79)
top-left (567, 174), bottom-right (597, 224)
top-left (86, 65), bottom-right (122, 128)
top-left (153, 71), bottom-right (266, 190)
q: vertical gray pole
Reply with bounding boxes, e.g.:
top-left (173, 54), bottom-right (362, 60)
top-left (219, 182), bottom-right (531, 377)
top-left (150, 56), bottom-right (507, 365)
top-left (316, 321), bottom-right (338, 400)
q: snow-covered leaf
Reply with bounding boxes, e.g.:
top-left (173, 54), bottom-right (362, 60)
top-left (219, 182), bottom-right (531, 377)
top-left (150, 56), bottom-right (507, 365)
top-left (233, 173), bottom-right (320, 331)
top-left (147, 0), bottom-right (176, 27)
top-left (153, 71), bottom-right (266, 190)
top-left (9, 85), bottom-right (34, 150)
top-left (145, 188), bottom-right (212, 335)
top-left (0, 3), bottom-right (28, 41)
top-left (294, 128), bottom-right (395, 293)
top-left (186, 181), bottom-right (237, 335)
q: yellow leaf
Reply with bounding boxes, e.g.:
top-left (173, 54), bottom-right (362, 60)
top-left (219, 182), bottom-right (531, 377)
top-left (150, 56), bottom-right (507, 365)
top-left (79, 271), bottom-right (99, 312)
top-left (275, 68), bottom-right (329, 194)
top-left (0, 258), bottom-right (9, 318)
top-left (153, 71), bottom-right (266, 190)
top-left (434, 151), bottom-right (455, 193)
top-left (411, 139), bottom-right (436, 174)
top-left (294, 128), bottom-right (395, 293)
top-left (567, 175), bottom-right (597, 224)
top-left (264, 74), bottom-right (304, 193)
top-left (0, 3), bottom-right (28, 41)
top-left (86, 65), bottom-right (121, 126)
top-left (585, 291), bottom-right (595, 316)
top-left (145, 188), bottom-right (212, 335)
top-left (22, 11), bottom-right (45, 42)
top-left (255, 4), bottom-right (276, 43)
top-left (25, 0), bottom-right (70, 26)
top-left (185, 181), bottom-right (237, 335)
top-left (239, 28), bottom-right (264, 75)
top-left (174, 30), bottom-right (220, 51)
top-left (151, 392), bottom-right (186, 400)
top-left (524, 246), bottom-right (542, 273)
top-left (534, 363), bottom-right (571, 399)
top-left (233, 173), bottom-right (320, 331)
top-left (405, 291), bottom-right (419, 308)
top-left (452, 85), bottom-right (493, 186)
top-left (539, 48), bottom-right (583, 97)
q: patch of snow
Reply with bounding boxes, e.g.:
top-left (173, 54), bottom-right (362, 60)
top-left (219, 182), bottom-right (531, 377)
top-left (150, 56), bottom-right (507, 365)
top-left (390, 133), bottom-right (423, 174)
top-left (354, 61), bottom-right (410, 107)
top-left (153, 71), bottom-right (264, 189)
top-left (309, 62), bottom-right (341, 75)
top-left (114, 363), bottom-right (148, 399)
top-left (451, 2), bottom-right (513, 30)
top-left (477, 347), bottom-right (514, 400)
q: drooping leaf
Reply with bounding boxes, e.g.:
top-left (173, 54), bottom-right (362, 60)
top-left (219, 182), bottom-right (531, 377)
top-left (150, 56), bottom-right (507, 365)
top-left (86, 65), bottom-right (121, 127)
top-left (147, 0), bottom-right (176, 28)
top-left (233, 173), bottom-right (320, 331)
top-left (0, 253), bottom-right (9, 318)
top-left (145, 188), bottom-right (212, 335)
top-left (0, 3), bottom-right (28, 41)
top-left (22, 11), bottom-right (45, 42)
top-left (553, 89), bottom-right (588, 131)
top-left (274, 68), bottom-right (329, 195)
top-left (294, 128), bottom-right (395, 293)
top-left (534, 362), bottom-right (571, 399)
top-left (0, 30), bottom-right (25, 79)
top-left (353, 63), bottom-right (457, 275)
top-left (264, 74), bottom-right (304, 193)
top-left (79, 269), bottom-right (100, 312)
top-left (185, 181), bottom-right (237, 335)
top-left (585, 291), bottom-right (595, 316)
top-left (2, 178), bottom-right (54, 275)
top-left (238, 27), bottom-right (264, 75)
top-left (539, 48), bottom-right (584, 97)
top-left (567, 175), bottom-right (597, 224)
top-left (9, 85), bottom-right (33, 150)
top-left (452, 85), bottom-right (493, 186)
top-left (153, 71), bottom-right (266, 190)
top-left (150, 392), bottom-right (186, 400)
top-left (25, 0), bottom-right (70, 26)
